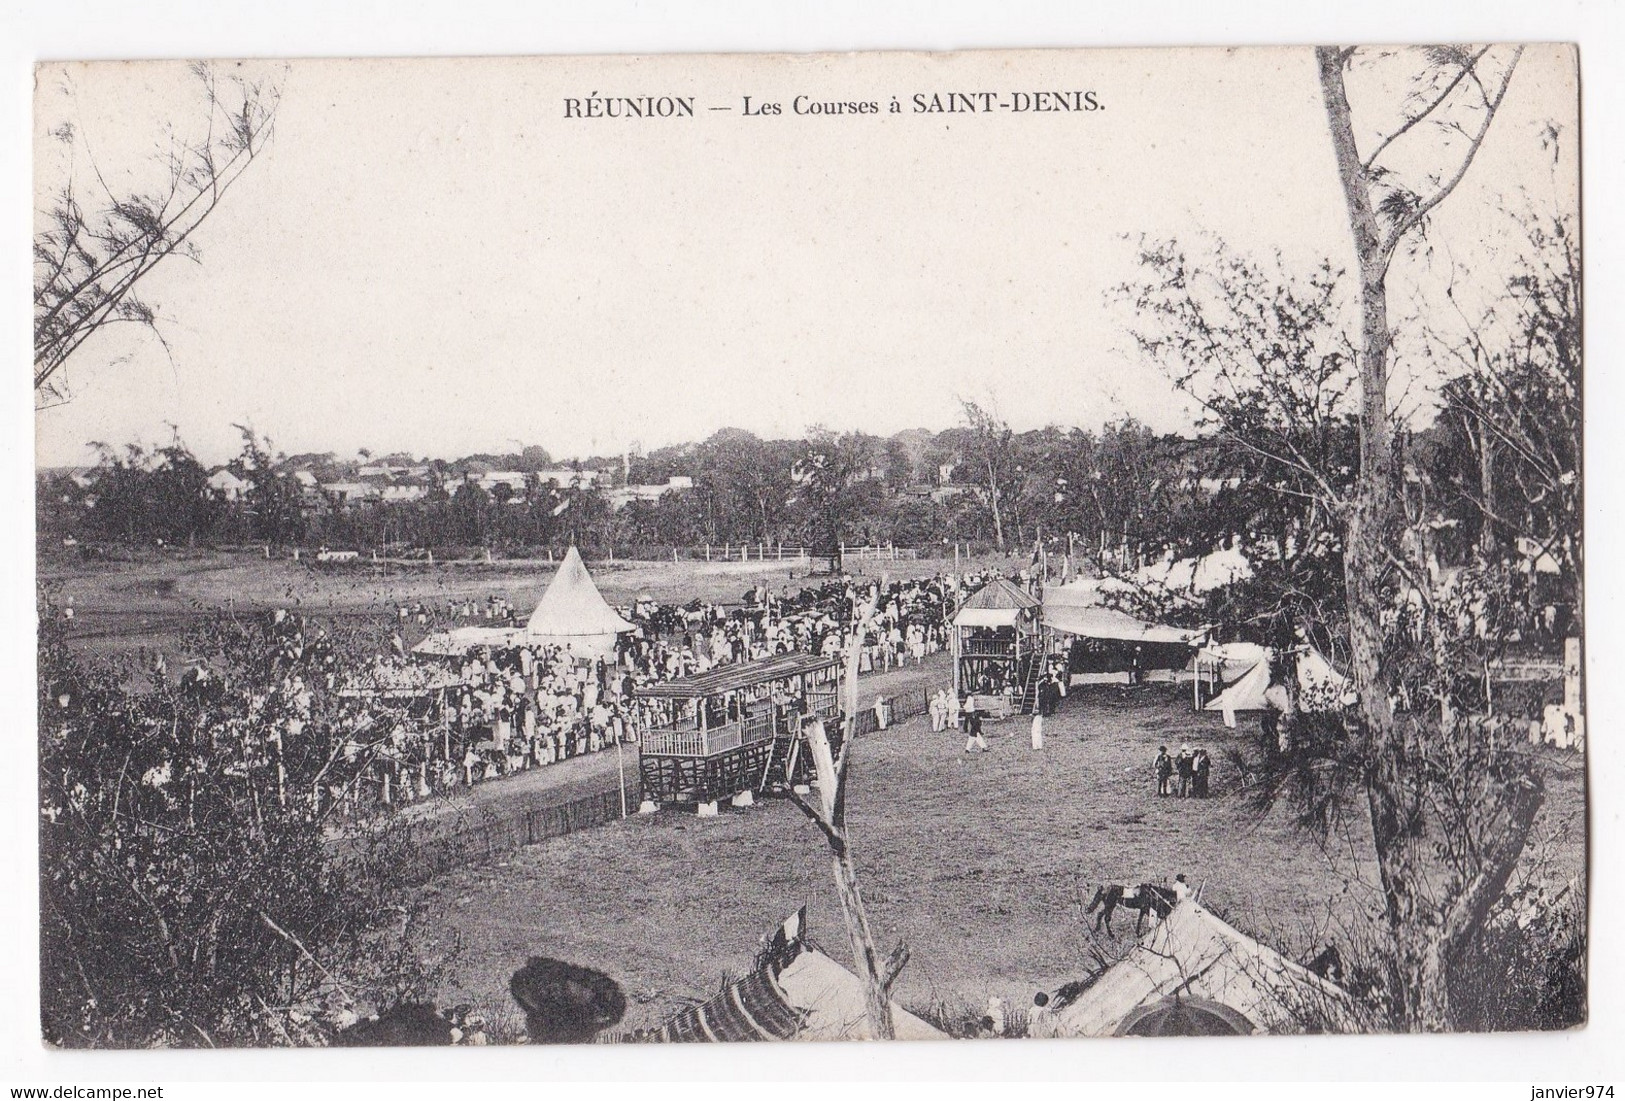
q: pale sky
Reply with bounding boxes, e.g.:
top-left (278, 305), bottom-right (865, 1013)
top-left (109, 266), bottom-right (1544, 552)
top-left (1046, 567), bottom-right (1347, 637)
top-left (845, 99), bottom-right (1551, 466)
top-left (33, 45), bottom-right (1577, 468)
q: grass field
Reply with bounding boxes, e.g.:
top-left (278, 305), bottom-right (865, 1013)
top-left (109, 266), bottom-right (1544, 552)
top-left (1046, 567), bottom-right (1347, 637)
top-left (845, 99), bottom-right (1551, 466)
top-left (414, 685), bottom-right (1587, 1036)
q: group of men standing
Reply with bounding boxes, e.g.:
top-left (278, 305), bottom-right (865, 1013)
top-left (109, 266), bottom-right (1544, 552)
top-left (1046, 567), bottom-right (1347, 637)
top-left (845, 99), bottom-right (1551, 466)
top-left (1154, 743), bottom-right (1211, 797)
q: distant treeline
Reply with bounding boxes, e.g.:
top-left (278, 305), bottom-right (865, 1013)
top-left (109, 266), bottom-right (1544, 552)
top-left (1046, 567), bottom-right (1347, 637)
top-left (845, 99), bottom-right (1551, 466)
top-left (40, 404), bottom-right (1562, 609)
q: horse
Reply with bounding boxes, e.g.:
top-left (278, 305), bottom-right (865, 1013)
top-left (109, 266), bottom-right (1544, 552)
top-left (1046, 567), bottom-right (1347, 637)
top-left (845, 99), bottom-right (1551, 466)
top-left (1084, 883), bottom-right (1176, 936)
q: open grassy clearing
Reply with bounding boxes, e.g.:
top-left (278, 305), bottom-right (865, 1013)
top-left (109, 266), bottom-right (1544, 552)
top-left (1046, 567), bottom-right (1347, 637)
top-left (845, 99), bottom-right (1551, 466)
top-left (415, 685), bottom-right (1582, 1035)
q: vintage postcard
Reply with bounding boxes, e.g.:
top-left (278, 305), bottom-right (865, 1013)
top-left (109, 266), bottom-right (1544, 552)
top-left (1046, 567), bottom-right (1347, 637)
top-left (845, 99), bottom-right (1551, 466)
top-left (33, 45), bottom-right (1583, 1049)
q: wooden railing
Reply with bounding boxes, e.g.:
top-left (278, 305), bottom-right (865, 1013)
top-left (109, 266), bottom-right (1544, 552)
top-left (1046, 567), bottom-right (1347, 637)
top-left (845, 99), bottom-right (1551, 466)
top-left (806, 689), bottom-right (840, 719)
top-left (641, 709), bottom-right (778, 757)
top-left (962, 639), bottom-right (1029, 658)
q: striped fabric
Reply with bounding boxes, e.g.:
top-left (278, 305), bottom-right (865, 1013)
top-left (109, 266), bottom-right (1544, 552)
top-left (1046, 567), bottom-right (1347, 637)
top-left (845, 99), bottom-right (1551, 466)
top-left (656, 963), bottom-right (807, 1042)
top-left (650, 908), bottom-right (808, 1042)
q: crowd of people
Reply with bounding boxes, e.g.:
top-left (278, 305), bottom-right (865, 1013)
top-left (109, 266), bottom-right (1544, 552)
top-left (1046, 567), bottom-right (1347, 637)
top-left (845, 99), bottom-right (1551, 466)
top-left (112, 559), bottom-right (1253, 820)
top-left (340, 571), bottom-right (991, 810)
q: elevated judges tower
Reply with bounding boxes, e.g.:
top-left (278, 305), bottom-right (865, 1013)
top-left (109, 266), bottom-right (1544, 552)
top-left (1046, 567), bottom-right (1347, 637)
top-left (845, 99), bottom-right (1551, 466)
top-left (952, 576), bottom-right (1046, 717)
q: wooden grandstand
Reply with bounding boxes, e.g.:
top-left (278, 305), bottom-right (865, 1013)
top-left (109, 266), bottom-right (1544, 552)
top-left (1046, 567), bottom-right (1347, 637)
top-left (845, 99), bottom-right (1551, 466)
top-left (634, 652), bottom-right (843, 809)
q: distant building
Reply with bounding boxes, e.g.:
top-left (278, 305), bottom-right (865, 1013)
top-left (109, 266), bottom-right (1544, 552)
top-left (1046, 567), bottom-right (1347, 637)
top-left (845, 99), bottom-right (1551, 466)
top-left (357, 461), bottom-right (428, 479)
top-left (605, 476), bottom-right (696, 511)
top-left (478, 471), bottom-right (530, 495)
top-left (381, 479), bottom-right (430, 503)
top-left (321, 481), bottom-right (382, 507)
top-left (208, 468), bottom-right (251, 501)
top-left (533, 469), bottom-right (599, 489)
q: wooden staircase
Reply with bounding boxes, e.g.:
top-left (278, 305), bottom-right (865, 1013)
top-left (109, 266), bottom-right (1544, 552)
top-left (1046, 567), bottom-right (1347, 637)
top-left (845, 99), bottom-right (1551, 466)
top-left (1015, 656), bottom-right (1045, 715)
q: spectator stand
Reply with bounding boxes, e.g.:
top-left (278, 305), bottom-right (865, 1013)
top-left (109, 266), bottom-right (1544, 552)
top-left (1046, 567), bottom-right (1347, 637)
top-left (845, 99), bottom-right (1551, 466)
top-left (633, 652), bottom-right (844, 815)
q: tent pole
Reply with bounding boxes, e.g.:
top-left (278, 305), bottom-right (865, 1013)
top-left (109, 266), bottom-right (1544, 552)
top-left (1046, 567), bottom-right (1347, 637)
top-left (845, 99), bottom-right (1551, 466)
top-left (616, 737), bottom-right (627, 818)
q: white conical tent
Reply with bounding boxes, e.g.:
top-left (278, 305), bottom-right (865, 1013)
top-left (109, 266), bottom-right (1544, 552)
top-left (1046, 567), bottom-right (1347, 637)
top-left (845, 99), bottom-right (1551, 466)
top-left (524, 546), bottom-right (634, 657)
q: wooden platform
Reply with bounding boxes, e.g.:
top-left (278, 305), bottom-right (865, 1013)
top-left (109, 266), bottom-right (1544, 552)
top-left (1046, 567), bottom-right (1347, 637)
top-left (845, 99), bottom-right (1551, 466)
top-left (639, 739), bottom-right (775, 804)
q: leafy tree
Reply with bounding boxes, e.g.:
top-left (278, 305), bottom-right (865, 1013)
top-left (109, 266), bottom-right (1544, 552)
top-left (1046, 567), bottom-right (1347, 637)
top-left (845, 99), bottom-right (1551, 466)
top-left (793, 428), bottom-right (882, 568)
top-left (81, 434), bottom-right (222, 546)
top-left (1424, 206), bottom-right (1581, 620)
top-left (39, 605), bottom-right (444, 1047)
top-left (34, 63), bottom-right (280, 405)
top-left (1317, 44), bottom-right (1549, 1029)
top-left (450, 481), bottom-right (493, 546)
top-left (1121, 240), bottom-right (1362, 643)
top-left (958, 400), bottom-right (1014, 550)
top-left (230, 426), bottom-right (305, 547)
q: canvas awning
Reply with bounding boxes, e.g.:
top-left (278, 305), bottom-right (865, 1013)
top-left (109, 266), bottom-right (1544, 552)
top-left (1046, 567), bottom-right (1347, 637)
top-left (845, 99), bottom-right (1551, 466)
top-left (1042, 900), bottom-right (1358, 1037)
top-left (1043, 604), bottom-right (1201, 646)
top-left (1042, 576), bottom-right (1137, 608)
top-left (1191, 641), bottom-right (1270, 683)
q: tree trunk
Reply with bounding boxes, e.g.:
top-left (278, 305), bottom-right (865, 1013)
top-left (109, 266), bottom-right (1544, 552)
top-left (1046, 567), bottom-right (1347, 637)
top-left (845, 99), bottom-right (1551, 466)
top-left (986, 458), bottom-right (1006, 550)
top-left (1478, 424), bottom-right (1497, 557)
top-left (1317, 47), bottom-right (1446, 1029)
top-left (831, 849), bottom-right (896, 1039)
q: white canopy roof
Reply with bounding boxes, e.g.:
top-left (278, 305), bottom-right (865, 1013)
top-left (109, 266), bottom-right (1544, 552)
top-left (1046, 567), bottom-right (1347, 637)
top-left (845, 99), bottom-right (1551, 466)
top-left (1042, 575), bottom-right (1138, 608)
top-left (1044, 604), bottom-right (1201, 646)
top-left (1044, 900), bottom-right (1357, 1037)
top-left (1135, 545), bottom-right (1255, 593)
top-left (410, 625), bottom-right (522, 657)
top-left (954, 607), bottom-right (1024, 628)
top-left (777, 948), bottom-right (946, 1041)
top-left (525, 545), bottom-right (634, 640)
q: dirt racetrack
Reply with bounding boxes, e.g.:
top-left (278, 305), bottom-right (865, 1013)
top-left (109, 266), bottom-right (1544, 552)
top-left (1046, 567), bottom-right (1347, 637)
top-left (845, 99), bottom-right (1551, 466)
top-left (414, 685), bottom-right (1586, 1036)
